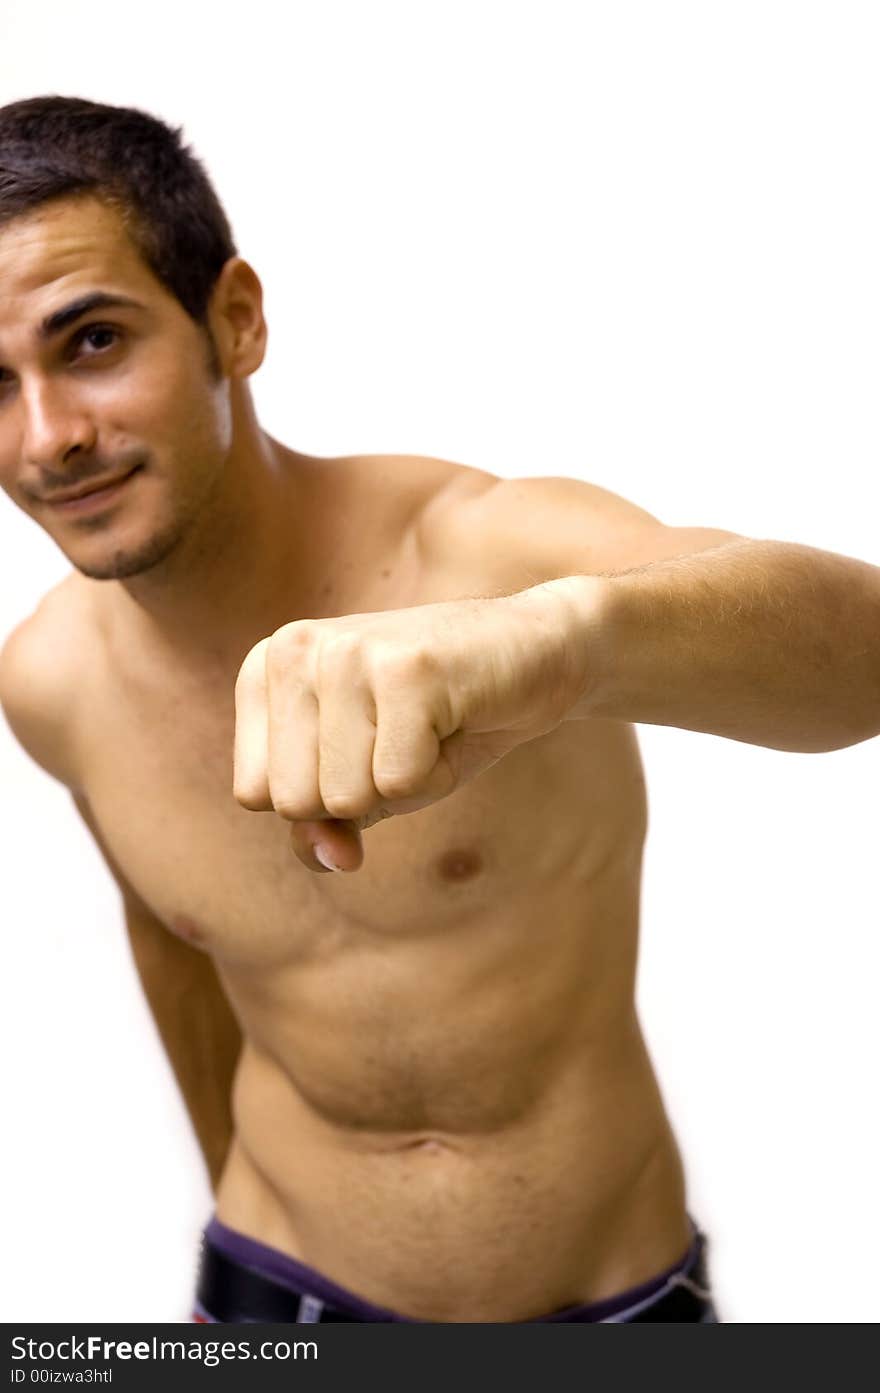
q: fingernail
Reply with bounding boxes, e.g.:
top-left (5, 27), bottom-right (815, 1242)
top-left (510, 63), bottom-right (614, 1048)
top-left (314, 844), bottom-right (341, 872)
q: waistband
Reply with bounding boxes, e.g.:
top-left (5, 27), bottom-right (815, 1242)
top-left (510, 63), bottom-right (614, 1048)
top-left (194, 1215), bottom-right (716, 1323)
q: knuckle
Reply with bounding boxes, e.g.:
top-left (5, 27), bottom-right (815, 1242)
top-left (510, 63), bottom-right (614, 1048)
top-left (329, 630), bottom-right (363, 661)
top-left (271, 792), bottom-right (312, 821)
top-left (323, 791), bottom-right (368, 820)
top-left (270, 620), bottom-right (320, 665)
top-left (371, 644), bottom-right (434, 688)
top-left (373, 764), bottom-right (418, 800)
top-left (233, 784), bottom-right (264, 811)
top-left (318, 632), bottom-right (363, 679)
top-left (235, 636), bottom-right (270, 694)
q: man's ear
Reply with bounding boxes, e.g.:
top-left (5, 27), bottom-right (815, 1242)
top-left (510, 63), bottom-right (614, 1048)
top-left (206, 257), bottom-right (268, 378)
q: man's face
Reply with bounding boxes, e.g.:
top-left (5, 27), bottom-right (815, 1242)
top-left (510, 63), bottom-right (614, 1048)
top-left (0, 196), bottom-right (235, 580)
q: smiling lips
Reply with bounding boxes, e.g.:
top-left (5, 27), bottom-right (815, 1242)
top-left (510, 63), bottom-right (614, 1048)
top-left (41, 464), bottom-right (141, 511)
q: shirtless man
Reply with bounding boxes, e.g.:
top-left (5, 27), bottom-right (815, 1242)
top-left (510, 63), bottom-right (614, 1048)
top-left (2, 96), bottom-right (878, 1326)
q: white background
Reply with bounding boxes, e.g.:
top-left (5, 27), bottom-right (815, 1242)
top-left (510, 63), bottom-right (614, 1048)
top-left (1, 1), bottom-right (878, 1323)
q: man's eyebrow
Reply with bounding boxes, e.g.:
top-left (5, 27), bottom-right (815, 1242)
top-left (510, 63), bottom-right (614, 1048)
top-left (39, 292), bottom-right (147, 340)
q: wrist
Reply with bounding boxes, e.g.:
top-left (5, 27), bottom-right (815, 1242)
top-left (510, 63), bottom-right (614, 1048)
top-left (511, 574), bottom-right (614, 721)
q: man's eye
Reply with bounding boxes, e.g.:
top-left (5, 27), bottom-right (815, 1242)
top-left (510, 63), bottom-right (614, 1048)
top-left (74, 324), bottom-right (121, 355)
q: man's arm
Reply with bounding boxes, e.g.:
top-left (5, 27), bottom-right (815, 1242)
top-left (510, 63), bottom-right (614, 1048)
top-left (229, 469), bottom-right (879, 872)
top-left (123, 897), bottom-right (240, 1193)
top-left (558, 539), bottom-right (880, 753)
top-left (0, 611), bottom-right (241, 1190)
top-left (433, 473), bottom-right (880, 754)
top-left (123, 897), bottom-right (239, 1192)
top-left (72, 794), bottom-right (242, 1193)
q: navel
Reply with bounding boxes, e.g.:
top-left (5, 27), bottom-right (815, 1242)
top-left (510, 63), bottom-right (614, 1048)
top-left (400, 1136), bottom-right (453, 1157)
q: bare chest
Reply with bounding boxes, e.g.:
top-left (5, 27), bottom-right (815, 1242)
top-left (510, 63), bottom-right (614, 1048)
top-left (74, 492), bottom-right (648, 973)
top-left (78, 671), bottom-right (645, 969)
top-left (71, 535), bottom-right (651, 1138)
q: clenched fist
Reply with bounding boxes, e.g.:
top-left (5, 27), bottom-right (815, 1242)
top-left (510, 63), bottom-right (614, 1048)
top-left (232, 579), bottom-right (596, 872)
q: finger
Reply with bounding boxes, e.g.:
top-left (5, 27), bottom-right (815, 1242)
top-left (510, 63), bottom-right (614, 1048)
top-left (317, 642), bottom-right (378, 821)
top-left (233, 638), bottom-right (272, 809)
top-left (372, 673), bottom-right (456, 808)
top-left (288, 818), bottom-right (364, 873)
top-left (266, 628), bottom-right (322, 819)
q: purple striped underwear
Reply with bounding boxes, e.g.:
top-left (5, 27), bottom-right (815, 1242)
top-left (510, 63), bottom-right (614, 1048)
top-left (193, 1214), bottom-right (719, 1323)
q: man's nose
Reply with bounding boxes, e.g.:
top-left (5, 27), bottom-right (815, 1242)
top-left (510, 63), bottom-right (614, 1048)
top-left (20, 378), bottom-right (98, 470)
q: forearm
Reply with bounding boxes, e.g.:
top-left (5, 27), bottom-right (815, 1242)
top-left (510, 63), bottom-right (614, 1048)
top-left (155, 960), bottom-right (241, 1193)
top-left (124, 900), bottom-right (242, 1191)
top-left (72, 793), bottom-right (241, 1188)
top-left (557, 539), bottom-right (880, 752)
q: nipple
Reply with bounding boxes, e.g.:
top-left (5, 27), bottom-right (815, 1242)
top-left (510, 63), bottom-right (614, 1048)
top-left (436, 846), bottom-right (484, 882)
top-left (169, 914), bottom-right (206, 946)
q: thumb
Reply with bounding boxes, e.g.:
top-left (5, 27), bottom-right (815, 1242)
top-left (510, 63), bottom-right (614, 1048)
top-left (288, 818), bottom-right (364, 873)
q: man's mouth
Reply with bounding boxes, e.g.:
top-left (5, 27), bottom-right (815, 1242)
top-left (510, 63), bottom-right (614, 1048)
top-left (40, 464), bottom-right (143, 513)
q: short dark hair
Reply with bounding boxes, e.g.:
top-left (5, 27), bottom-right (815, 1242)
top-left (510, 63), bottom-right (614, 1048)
top-left (0, 95), bottom-right (237, 324)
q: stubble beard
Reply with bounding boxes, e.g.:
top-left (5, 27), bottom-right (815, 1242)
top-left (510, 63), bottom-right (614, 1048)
top-left (64, 456), bottom-right (229, 583)
top-left (69, 514), bottom-right (195, 581)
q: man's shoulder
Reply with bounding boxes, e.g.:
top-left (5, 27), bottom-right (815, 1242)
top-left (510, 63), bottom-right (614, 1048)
top-left (0, 573), bottom-right (92, 789)
top-left (348, 451), bottom-right (499, 523)
top-left (412, 462), bottom-right (661, 588)
top-left (344, 451), bottom-right (696, 587)
top-left (340, 451), bottom-right (501, 576)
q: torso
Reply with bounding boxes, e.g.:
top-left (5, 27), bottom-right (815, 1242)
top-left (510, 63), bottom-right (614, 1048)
top-left (38, 451), bottom-right (690, 1320)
